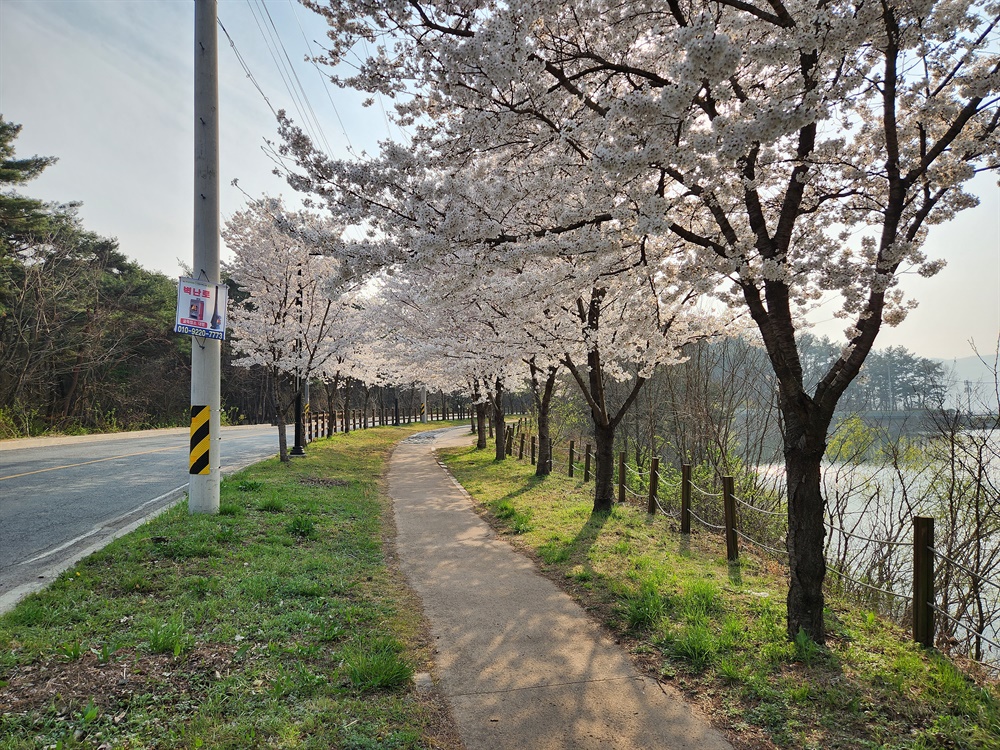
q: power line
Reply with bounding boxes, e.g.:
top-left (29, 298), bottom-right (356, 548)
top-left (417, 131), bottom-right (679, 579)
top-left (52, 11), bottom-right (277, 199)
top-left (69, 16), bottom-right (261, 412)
top-left (218, 18), bottom-right (277, 117)
top-left (254, 0), bottom-right (334, 157)
top-left (244, 0), bottom-right (326, 154)
top-left (285, 0), bottom-right (354, 154)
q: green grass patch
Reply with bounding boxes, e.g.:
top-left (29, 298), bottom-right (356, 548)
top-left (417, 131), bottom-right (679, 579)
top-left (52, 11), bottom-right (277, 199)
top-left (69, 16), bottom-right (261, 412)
top-left (440, 444), bottom-right (1000, 750)
top-left (0, 423), bottom-right (463, 750)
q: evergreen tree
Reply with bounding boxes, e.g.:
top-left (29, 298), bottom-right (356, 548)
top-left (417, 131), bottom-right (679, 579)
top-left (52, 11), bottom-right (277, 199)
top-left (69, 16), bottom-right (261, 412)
top-left (0, 116), bottom-right (59, 246)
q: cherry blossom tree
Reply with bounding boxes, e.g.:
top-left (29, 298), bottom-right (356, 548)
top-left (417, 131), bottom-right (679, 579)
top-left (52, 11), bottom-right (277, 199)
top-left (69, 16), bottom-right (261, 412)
top-left (223, 197), bottom-right (348, 461)
top-left (287, 0), bottom-right (1000, 642)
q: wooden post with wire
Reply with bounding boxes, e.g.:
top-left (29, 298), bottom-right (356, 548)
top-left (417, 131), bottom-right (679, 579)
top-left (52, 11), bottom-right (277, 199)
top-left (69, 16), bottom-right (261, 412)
top-left (530, 436), bottom-right (536, 465)
top-left (568, 441), bottom-right (575, 478)
top-left (647, 457), bottom-right (659, 514)
top-left (618, 452), bottom-right (626, 504)
top-left (681, 464), bottom-right (691, 534)
top-left (722, 475), bottom-right (739, 562)
top-left (584, 444), bottom-right (591, 482)
top-left (913, 516), bottom-right (935, 648)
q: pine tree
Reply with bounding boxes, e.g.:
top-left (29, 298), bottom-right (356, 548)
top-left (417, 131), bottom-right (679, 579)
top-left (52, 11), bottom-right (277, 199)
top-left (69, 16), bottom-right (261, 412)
top-left (0, 116), bottom-right (59, 246)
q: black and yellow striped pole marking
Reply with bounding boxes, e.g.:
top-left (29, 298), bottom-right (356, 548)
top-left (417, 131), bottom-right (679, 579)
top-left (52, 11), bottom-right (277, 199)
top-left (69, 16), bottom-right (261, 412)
top-left (189, 405), bottom-right (211, 475)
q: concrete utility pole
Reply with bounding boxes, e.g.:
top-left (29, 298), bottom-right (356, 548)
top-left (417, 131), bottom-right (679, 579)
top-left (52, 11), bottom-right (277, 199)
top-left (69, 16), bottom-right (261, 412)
top-left (421, 385), bottom-right (428, 423)
top-left (190, 0), bottom-right (221, 514)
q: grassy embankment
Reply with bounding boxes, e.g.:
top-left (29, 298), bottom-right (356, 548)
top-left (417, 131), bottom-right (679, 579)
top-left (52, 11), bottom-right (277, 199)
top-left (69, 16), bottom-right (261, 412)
top-left (440, 444), bottom-right (1000, 750)
top-left (0, 424), bottom-right (462, 750)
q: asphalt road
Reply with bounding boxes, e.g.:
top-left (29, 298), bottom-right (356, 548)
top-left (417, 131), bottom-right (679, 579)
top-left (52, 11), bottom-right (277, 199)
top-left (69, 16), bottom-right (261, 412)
top-left (0, 423), bottom-right (287, 611)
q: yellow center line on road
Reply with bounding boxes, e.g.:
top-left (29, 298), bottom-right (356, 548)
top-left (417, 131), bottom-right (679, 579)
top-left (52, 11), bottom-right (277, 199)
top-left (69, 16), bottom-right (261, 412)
top-left (0, 445), bottom-right (186, 482)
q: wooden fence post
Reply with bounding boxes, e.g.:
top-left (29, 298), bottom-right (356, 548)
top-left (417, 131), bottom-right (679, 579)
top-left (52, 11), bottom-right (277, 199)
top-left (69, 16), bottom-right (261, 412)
top-left (681, 464), bottom-right (691, 534)
top-left (519, 433), bottom-right (525, 460)
top-left (722, 476), bottom-right (739, 562)
top-left (584, 444), bottom-right (592, 482)
top-left (568, 441), bottom-right (575, 478)
top-left (913, 516), bottom-right (935, 648)
top-left (618, 452), bottom-right (626, 504)
top-left (647, 457), bottom-right (659, 514)
top-left (530, 435), bottom-right (536, 465)
top-left (548, 439), bottom-right (553, 472)
top-left (506, 430), bottom-right (513, 456)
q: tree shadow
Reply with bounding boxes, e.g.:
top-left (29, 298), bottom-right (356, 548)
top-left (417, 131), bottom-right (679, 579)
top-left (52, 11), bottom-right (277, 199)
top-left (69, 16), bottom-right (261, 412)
top-left (497, 475), bottom-right (548, 504)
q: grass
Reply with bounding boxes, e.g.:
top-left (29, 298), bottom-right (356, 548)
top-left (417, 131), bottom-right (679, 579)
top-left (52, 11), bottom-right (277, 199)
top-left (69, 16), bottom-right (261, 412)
top-left (440, 444), bottom-right (1000, 750)
top-left (0, 423), bottom-right (463, 750)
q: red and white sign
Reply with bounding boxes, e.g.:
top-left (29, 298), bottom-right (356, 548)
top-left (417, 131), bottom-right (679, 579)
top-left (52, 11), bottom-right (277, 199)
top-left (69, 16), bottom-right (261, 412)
top-left (174, 277), bottom-right (229, 340)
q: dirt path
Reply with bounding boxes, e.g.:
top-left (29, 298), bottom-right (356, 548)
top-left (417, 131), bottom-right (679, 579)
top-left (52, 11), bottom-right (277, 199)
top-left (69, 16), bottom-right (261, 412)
top-left (388, 427), bottom-right (733, 750)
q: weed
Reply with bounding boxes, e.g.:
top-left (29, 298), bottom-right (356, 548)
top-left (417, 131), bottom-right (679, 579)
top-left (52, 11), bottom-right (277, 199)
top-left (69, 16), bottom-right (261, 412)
top-left (147, 616), bottom-right (194, 656)
top-left (717, 657), bottom-right (743, 684)
top-left (862, 611), bottom-right (878, 631)
top-left (80, 701), bottom-right (99, 724)
top-left (237, 479), bottom-right (264, 492)
top-left (344, 638), bottom-right (414, 691)
top-left (215, 524), bottom-right (239, 544)
top-left (185, 576), bottom-right (221, 599)
top-left (624, 580), bottom-right (665, 630)
top-left (58, 640), bottom-right (84, 661)
top-left (510, 510), bottom-right (534, 534)
top-left (679, 579), bottom-right (722, 620)
top-left (568, 565), bottom-right (593, 583)
top-left (539, 541), bottom-right (571, 564)
top-left (287, 516), bottom-right (318, 539)
top-left (492, 499), bottom-right (517, 519)
top-left (793, 627), bottom-right (823, 667)
top-left (670, 622), bottom-right (716, 671)
top-left (91, 641), bottom-right (121, 664)
top-left (610, 539), bottom-right (632, 555)
top-left (787, 684), bottom-right (812, 703)
top-left (258, 496), bottom-right (285, 513)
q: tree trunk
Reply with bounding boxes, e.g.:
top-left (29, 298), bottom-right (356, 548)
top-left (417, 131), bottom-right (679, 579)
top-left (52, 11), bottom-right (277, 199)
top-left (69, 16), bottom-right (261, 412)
top-left (472, 379), bottom-right (488, 449)
top-left (343, 378), bottom-right (352, 434)
top-left (475, 403), bottom-right (488, 449)
top-left (563, 288), bottom-right (647, 515)
top-left (529, 360), bottom-right (557, 477)
top-left (781, 398), bottom-right (832, 643)
top-left (323, 373), bottom-right (340, 437)
top-left (593, 421), bottom-right (616, 512)
top-left (493, 377), bottom-right (506, 462)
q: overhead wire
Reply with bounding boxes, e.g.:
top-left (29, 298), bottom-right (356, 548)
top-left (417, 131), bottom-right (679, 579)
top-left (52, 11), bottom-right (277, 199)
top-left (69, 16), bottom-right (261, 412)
top-left (218, 18), bottom-right (277, 117)
top-left (285, 0), bottom-right (355, 154)
top-left (245, 0), bottom-right (325, 153)
top-left (220, 2), bottom-right (370, 243)
top-left (255, 0), bottom-right (335, 157)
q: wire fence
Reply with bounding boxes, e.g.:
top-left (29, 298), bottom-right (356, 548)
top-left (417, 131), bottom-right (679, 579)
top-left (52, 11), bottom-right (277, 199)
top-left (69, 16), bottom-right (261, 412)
top-left (503, 425), bottom-right (999, 674)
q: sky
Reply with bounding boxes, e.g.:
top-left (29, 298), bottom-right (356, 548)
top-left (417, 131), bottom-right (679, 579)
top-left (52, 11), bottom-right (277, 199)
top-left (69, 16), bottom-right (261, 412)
top-left (0, 0), bottom-right (998, 363)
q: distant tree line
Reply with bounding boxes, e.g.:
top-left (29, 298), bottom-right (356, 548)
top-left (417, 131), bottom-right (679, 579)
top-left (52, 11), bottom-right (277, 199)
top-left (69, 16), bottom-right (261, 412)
top-left (0, 118), bottom-right (276, 437)
top-left (577, 334), bottom-right (951, 484)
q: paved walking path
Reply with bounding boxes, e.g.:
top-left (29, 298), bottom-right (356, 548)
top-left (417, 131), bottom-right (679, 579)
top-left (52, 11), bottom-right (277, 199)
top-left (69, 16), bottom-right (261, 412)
top-left (388, 427), bottom-right (733, 750)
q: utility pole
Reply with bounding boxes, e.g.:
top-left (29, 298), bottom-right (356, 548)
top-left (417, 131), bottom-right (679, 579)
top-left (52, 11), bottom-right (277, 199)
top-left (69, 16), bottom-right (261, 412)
top-left (190, 0), bottom-right (221, 514)
top-left (421, 385), bottom-right (428, 423)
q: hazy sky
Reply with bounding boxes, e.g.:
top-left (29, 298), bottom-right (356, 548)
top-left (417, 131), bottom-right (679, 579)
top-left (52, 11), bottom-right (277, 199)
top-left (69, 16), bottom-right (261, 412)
top-left (1, 0), bottom-right (997, 361)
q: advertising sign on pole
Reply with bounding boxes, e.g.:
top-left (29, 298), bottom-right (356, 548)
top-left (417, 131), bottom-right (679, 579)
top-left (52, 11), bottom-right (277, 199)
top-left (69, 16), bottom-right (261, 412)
top-left (175, 277), bottom-right (228, 340)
